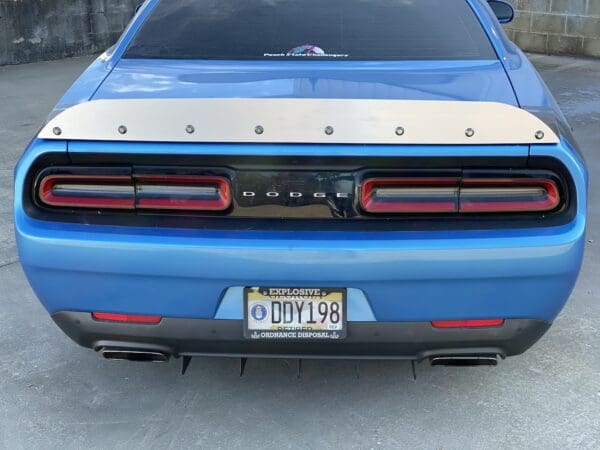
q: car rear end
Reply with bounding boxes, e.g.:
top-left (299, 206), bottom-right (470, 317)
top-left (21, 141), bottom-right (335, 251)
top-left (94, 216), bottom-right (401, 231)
top-left (14, 0), bottom-right (587, 365)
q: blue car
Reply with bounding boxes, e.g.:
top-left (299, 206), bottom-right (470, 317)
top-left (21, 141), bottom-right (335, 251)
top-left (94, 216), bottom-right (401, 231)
top-left (15, 0), bottom-right (587, 367)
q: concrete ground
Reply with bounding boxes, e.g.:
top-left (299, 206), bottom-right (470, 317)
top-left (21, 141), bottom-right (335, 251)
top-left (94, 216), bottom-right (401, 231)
top-left (0, 54), bottom-right (599, 449)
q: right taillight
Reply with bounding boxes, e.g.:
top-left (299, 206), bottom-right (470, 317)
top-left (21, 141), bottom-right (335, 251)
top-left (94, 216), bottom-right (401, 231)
top-left (361, 178), bottom-right (460, 213)
top-left (361, 177), bottom-right (560, 214)
top-left (459, 178), bottom-right (560, 213)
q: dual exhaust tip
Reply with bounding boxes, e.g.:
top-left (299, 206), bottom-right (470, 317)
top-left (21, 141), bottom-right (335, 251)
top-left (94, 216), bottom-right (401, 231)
top-left (99, 347), bottom-right (498, 367)
top-left (429, 354), bottom-right (498, 367)
top-left (100, 347), bottom-right (170, 363)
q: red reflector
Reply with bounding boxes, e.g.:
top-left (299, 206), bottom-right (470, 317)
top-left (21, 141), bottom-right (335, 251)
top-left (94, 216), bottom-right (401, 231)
top-left (39, 175), bottom-right (135, 209)
top-left (134, 175), bottom-right (232, 211)
top-left (361, 178), bottom-right (459, 213)
top-left (432, 319), bottom-right (505, 328)
top-left (92, 312), bottom-right (162, 324)
top-left (460, 178), bottom-right (559, 213)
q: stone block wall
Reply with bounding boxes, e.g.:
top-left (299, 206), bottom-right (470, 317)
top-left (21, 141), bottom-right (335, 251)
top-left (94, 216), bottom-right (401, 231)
top-left (0, 0), bottom-right (138, 65)
top-left (504, 0), bottom-right (600, 57)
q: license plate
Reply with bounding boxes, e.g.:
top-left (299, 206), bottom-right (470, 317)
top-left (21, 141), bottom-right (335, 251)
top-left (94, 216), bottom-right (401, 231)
top-left (244, 287), bottom-right (347, 340)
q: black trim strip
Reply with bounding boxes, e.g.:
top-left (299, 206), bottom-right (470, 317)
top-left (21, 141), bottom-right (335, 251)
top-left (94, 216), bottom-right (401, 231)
top-left (52, 312), bottom-right (551, 359)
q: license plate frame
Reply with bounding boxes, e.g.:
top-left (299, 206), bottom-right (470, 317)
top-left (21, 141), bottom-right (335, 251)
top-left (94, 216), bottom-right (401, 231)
top-left (243, 287), bottom-right (347, 340)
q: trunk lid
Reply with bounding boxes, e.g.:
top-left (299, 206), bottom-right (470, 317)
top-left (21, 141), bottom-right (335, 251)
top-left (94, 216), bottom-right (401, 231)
top-left (93, 59), bottom-right (518, 105)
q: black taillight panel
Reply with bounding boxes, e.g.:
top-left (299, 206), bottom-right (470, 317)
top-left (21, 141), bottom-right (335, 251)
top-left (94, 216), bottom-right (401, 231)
top-left (25, 155), bottom-right (575, 232)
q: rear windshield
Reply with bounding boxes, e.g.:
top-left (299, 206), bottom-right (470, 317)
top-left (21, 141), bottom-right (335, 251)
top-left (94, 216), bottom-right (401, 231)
top-left (125, 0), bottom-right (496, 61)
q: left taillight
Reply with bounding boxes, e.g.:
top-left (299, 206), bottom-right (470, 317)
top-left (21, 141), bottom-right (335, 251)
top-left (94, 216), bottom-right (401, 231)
top-left (39, 174), bottom-right (135, 209)
top-left (135, 175), bottom-right (231, 211)
top-left (37, 171), bottom-right (232, 212)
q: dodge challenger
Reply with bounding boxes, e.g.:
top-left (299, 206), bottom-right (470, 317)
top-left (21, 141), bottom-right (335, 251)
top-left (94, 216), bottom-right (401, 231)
top-left (14, 0), bottom-right (587, 369)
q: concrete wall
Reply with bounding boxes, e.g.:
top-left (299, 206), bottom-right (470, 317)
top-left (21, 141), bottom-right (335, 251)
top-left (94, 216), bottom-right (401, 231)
top-left (0, 0), bottom-right (138, 66)
top-left (504, 0), bottom-right (600, 57)
top-left (0, 0), bottom-right (599, 66)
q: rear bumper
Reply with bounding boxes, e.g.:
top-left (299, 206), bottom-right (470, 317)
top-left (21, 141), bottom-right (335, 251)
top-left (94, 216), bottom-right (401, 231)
top-left (18, 217), bottom-right (585, 323)
top-left (53, 312), bottom-right (551, 359)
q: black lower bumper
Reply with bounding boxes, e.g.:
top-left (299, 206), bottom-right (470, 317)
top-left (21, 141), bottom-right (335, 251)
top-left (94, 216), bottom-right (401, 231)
top-left (52, 312), bottom-right (551, 360)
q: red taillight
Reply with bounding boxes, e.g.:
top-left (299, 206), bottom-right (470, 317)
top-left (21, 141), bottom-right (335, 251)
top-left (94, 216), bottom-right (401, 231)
top-left (360, 177), bottom-right (560, 214)
top-left (134, 175), bottom-right (231, 211)
top-left (92, 312), bottom-right (162, 324)
top-left (38, 173), bottom-right (232, 212)
top-left (460, 178), bottom-right (560, 213)
top-left (39, 175), bottom-right (135, 209)
top-left (361, 178), bottom-right (460, 213)
top-left (431, 319), bottom-right (505, 328)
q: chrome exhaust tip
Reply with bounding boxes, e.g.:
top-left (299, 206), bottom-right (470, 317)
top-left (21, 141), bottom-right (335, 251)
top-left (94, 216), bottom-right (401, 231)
top-left (99, 348), bottom-right (170, 363)
top-left (430, 355), bottom-right (498, 367)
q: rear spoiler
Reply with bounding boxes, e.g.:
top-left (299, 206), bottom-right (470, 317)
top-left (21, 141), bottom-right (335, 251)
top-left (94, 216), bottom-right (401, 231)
top-left (38, 98), bottom-right (559, 145)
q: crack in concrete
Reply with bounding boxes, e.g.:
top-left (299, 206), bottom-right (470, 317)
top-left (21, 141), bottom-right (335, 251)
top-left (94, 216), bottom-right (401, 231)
top-left (0, 260), bottom-right (19, 270)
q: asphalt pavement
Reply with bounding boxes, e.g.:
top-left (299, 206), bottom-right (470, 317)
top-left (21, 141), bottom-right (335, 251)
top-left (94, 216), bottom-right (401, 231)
top-left (0, 54), bottom-right (599, 449)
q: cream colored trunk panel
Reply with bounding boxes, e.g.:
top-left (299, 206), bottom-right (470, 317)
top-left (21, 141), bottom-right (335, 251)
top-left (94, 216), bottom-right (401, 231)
top-left (39, 98), bottom-right (558, 145)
